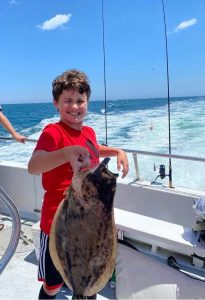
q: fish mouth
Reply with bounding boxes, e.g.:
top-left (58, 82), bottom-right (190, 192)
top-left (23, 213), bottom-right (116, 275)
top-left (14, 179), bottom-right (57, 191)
top-left (72, 157), bottom-right (118, 211)
top-left (71, 157), bottom-right (118, 198)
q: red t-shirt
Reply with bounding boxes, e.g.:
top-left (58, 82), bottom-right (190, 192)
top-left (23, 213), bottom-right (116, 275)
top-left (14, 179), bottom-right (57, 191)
top-left (34, 121), bottom-right (99, 234)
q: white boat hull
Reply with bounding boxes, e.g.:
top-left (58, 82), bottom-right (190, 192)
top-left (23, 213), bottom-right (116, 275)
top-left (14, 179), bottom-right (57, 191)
top-left (1, 161), bottom-right (205, 299)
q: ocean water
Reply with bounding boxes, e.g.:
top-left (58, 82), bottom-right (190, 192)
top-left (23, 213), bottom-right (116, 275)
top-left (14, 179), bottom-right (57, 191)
top-left (0, 96), bottom-right (205, 191)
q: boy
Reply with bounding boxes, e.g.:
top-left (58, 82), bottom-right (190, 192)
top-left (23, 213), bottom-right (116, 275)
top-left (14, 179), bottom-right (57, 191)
top-left (28, 69), bottom-right (129, 299)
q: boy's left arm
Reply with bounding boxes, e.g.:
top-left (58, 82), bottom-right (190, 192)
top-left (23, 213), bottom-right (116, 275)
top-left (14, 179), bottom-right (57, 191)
top-left (98, 144), bottom-right (129, 178)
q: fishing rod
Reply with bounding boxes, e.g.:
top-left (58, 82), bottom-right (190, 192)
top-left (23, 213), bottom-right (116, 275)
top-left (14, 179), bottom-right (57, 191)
top-left (101, 0), bottom-right (108, 146)
top-left (101, 0), bottom-right (172, 187)
top-left (161, 0), bottom-right (173, 188)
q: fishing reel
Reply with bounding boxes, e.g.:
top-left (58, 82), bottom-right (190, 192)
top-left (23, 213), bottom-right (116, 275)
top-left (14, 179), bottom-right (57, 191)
top-left (152, 163), bottom-right (169, 184)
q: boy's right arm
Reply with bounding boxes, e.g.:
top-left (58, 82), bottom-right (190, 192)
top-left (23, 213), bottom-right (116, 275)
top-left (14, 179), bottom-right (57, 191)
top-left (28, 146), bottom-right (90, 175)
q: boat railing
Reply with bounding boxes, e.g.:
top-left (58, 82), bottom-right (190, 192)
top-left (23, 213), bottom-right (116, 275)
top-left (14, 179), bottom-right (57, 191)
top-left (1, 136), bottom-right (205, 188)
top-left (0, 136), bottom-right (37, 143)
top-left (0, 187), bottom-right (21, 274)
top-left (123, 149), bottom-right (205, 187)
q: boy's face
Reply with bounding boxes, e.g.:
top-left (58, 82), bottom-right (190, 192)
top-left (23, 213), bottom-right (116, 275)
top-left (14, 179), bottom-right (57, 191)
top-left (53, 89), bottom-right (88, 130)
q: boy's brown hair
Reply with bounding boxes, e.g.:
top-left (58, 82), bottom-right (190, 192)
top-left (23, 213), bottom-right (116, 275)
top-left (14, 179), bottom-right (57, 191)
top-left (52, 69), bottom-right (91, 101)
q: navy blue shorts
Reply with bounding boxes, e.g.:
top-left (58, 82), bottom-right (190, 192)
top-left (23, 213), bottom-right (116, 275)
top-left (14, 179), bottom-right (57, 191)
top-left (38, 231), bottom-right (64, 290)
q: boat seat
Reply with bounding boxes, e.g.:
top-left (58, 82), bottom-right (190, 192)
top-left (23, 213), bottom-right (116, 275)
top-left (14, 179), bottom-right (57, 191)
top-left (114, 208), bottom-right (205, 265)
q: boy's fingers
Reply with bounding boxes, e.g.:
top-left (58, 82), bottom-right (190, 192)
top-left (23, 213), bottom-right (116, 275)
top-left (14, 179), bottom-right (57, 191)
top-left (70, 146), bottom-right (91, 172)
top-left (122, 164), bottom-right (129, 178)
top-left (73, 149), bottom-right (90, 171)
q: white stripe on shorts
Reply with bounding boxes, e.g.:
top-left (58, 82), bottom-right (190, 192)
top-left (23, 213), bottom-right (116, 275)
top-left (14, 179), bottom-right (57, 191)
top-left (38, 231), bottom-right (48, 280)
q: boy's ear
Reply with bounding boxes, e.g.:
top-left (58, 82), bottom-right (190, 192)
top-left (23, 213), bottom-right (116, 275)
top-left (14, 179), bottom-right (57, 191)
top-left (53, 99), bottom-right (59, 110)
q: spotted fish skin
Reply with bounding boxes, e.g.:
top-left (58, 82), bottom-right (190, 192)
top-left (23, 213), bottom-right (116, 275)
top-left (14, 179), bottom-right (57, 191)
top-left (49, 161), bottom-right (118, 297)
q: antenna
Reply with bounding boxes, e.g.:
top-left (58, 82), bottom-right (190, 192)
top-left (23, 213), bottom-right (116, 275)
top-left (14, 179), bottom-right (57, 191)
top-left (161, 0), bottom-right (173, 188)
top-left (101, 0), bottom-right (108, 146)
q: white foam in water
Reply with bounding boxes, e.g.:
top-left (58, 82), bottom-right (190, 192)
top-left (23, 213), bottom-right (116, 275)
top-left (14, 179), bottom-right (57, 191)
top-left (0, 116), bottom-right (59, 164)
top-left (89, 98), bottom-right (205, 191)
top-left (0, 98), bottom-right (205, 191)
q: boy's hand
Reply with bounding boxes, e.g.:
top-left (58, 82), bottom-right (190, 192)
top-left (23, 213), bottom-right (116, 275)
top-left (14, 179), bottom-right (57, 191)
top-left (117, 149), bottom-right (129, 178)
top-left (67, 146), bottom-right (90, 173)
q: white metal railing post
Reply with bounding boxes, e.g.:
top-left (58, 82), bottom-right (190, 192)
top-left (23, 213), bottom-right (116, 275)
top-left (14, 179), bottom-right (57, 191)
top-left (133, 153), bottom-right (140, 181)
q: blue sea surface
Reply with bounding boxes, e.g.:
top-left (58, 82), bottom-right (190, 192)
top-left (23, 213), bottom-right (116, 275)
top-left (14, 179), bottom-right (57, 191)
top-left (0, 96), bottom-right (205, 191)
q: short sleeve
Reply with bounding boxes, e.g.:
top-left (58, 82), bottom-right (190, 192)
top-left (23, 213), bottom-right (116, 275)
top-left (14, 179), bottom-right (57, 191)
top-left (34, 124), bottom-right (62, 152)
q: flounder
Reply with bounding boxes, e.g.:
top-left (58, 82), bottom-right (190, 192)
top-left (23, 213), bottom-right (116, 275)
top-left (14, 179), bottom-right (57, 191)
top-left (49, 158), bottom-right (118, 298)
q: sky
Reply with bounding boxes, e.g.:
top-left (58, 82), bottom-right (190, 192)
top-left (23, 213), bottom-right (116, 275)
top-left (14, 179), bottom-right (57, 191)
top-left (0, 0), bottom-right (205, 104)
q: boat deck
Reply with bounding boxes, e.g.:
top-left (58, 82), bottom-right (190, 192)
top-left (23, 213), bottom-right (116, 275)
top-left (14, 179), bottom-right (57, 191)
top-left (0, 216), bottom-right (116, 300)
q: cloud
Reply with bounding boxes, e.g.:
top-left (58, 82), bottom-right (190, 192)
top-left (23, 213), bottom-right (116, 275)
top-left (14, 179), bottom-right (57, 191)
top-left (10, 0), bottom-right (20, 4)
top-left (38, 14), bottom-right (72, 30)
top-left (174, 18), bottom-right (197, 32)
